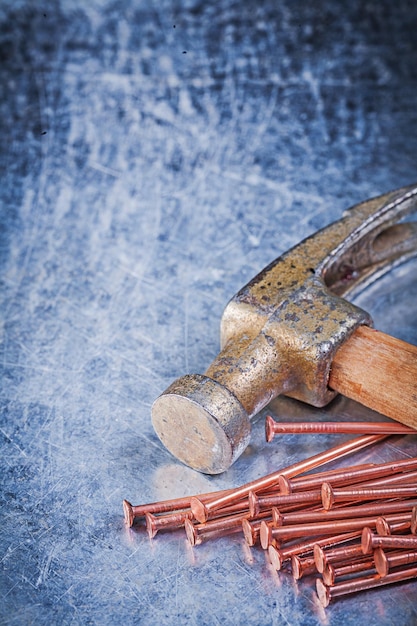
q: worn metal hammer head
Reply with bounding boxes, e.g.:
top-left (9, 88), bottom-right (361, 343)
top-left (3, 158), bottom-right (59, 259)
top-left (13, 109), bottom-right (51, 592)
top-left (152, 185), bottom-right (417, 474)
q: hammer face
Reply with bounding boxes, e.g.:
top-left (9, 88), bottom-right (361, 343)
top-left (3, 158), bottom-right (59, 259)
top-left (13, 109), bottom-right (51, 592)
top-left (152, 374), bottom-right (250, 474)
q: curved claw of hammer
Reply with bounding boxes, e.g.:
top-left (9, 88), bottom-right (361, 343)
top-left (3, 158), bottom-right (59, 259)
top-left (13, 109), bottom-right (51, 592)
top-left (152, 184), bottom-right (417, 473)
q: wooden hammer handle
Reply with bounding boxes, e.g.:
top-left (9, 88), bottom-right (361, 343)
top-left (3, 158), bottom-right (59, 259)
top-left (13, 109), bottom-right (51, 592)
top-left (329, 326), bottom-right (417, 430)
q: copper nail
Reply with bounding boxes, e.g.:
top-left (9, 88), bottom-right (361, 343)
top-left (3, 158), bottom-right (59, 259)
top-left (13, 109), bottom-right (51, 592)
top-left (322, 556), bottom-right (375, 586)
top-left (268, 530), bottom-right (361, 571)
top-left (274, 499), bottom-right (417, 528)
top-left (242, 516), bottom-right (272, 547)
top-left (412, 506), bottom-right (417, 534)
top-left (279, 456), bottom-right (417, 496)
top-left (241, 518), bottom-right (259, 547)
top-left (322, 483), bottom-right (417, 510)
top-left (314, 542), bottom-right (364, 573)
top-left (357, 469), bottom-right (417, 490)
top-left (194, 435), bottom-right (386, 522)
top-left (374, 547), bottom-right (417, 577)
top-left (268, 544), bottom-right (285, 571)
top-left (123, 500), bottom-right (135, 527)
top-left (376, 514), bottom-right (412, 536)
top-left (265, 416), bottom-right (414, 439)
top-left (291, 555), bottom-right (317, 580)
top-left (362, 527), bottom-right (417, 554)
top-left (145, 510), bottom-right (193, 539)
top-left (316, 565), bottom-right (417, 607)
top-left (249, 488), bottom-right (322, 517)
top-left (186, 509), bottom-right (273, 547)
top-left (184, 513), bottom-right (246, 547)
top-left (263, 514), bottom-right (393, 547)
top-left (259, 521), bottom-right (275, 550)
top-left (123, 486), bottom-right (234, 526)
top-left (278, 463), bottom-right (375, 495)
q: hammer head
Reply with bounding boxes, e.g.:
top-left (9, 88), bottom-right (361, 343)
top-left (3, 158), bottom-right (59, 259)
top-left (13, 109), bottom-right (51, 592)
top-left (152, 185), bottom-right (417, 473)
top-left (152, 374), bottom-right (250, 474)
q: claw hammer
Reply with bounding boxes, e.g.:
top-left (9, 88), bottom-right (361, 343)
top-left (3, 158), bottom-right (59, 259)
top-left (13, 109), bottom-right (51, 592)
top-left (152, 185), bottom-right (417, 473)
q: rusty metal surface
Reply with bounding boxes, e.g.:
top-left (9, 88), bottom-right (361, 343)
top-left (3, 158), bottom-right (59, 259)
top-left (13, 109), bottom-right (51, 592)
top-left (1, 1), bottom-right (417, 625)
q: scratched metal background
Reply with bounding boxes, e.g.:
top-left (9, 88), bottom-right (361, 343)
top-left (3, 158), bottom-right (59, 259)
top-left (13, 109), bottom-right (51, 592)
top-left (1, 1), bottom-right (416, 624)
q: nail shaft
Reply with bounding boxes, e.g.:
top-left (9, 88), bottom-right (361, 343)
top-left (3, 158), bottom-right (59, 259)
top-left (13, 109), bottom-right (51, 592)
top-left (322, 483), bottom-right (417, 510)
top-left (268, 531), bottom-right (361, 570)
top-left (376, 515), bottom-right (411, 536)
top-left (242, 516), bottom-right (272, 547)
top-left (316, 565), bottom-right (417, 607)
top-left (412, 506), bottom-right (417, 534)
top-left (279, 457), bottom-right (417, 495)
top-left (145, 497), bottom-right (257, 538)
top-left (275, 499), bottom-right (417, 529)
top-left (262, 511), bottom-right (408, 549)
top-left (322, 556), bottom-right (375, 585)
top-left (249, 488), bottom-right (322, 517)
top-left (192, 435), bottom-right (386, 522)
top-left (184, 517), bottom-right (243, 546)
top-left (266, 415), bottom-right (414, 440)
top-left (291, 555), bottom-right (317, 580)
top-left (314, 542), bottom-right (364, 573)
top-left (184, 510), bottom-right (270, 546)
top-left (146, 511), bottom-right (194, 539)
top-left (123, 486), bottom-right (235, 526)
top-left (374, 547), bottom-right (417, 576)
top-left (362, 527), bottom-right (417, 554)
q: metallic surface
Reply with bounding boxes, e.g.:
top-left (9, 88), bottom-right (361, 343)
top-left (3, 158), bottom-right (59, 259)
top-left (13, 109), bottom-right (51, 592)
top-left (152, 186), bottom-right (417, 472)
top-left (1, 1), bottom-right (417, 625)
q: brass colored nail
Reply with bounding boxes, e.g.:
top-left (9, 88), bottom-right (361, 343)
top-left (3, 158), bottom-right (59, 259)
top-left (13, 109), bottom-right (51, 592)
top-left (314, 542), bottom-right (364, 574)
top-left (362, 527), bottom-right (417, 554)
top-left (265, 416), bottom-right (414, 439)
top-left (374, 547), bottom-right (417, 577)
top-left (322, 482), bottom-right (417, 510)
top-left (291, 555), bottom-right (317, 580)
top-left (316, 566), bottom-right (417, 607)
top-left (322, 556), bottom-right (375, 586)
top-left (193, 435), bottom-right (386, 522)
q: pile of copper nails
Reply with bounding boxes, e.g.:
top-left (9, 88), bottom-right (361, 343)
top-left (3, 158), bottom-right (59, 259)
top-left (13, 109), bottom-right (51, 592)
top-left (123, 419), bottom-right (417, 608)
